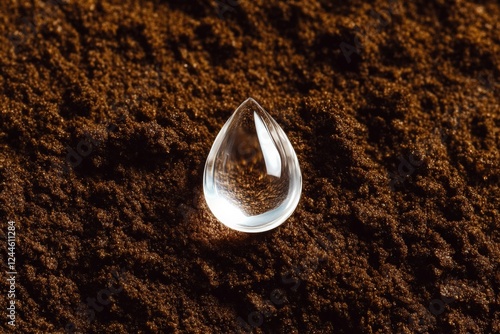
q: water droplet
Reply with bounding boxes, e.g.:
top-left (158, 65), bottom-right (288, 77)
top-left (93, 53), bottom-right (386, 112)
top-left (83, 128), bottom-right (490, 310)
top-left (203, 98), bottom-right (302, 233)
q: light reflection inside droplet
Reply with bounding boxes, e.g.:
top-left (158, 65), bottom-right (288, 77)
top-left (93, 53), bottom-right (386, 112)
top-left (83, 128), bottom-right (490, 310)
top-left (254, 111), bottom-right (282, 178)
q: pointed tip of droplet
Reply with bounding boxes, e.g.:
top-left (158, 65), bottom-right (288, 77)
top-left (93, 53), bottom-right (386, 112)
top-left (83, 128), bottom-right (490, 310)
top-left (241, 97), bottom-right (260, 107)
top-left (238, 97), bottom-right (267, 115)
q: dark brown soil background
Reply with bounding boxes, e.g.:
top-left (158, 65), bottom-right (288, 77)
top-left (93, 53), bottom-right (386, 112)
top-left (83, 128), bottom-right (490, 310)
top-left (1, 0), bottom-right (499, 333)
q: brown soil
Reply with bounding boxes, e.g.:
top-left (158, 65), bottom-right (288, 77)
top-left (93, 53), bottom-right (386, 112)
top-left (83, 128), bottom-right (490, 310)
top-left (0, 0), bottom-right (499, 333)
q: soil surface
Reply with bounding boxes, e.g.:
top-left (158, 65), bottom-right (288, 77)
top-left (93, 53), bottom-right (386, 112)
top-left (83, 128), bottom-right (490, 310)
top-left (0, 0), bottom-right (499, 333)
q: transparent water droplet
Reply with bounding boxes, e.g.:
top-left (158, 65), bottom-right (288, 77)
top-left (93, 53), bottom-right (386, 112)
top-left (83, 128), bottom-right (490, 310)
top-left (203, 98), bottom-right (302, 233)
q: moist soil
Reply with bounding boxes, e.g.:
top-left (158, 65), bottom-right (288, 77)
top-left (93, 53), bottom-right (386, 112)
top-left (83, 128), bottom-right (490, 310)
top-left (0, 0), bottom-right (499, 333)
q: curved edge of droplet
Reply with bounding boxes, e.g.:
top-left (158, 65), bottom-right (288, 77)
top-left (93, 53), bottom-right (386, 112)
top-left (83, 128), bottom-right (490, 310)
top-left (204, 163), bottom-right (302, 233)
top-left (235, 160), bottom-right (302, 233)
top-left (203, 109), bottom-right (235, 198)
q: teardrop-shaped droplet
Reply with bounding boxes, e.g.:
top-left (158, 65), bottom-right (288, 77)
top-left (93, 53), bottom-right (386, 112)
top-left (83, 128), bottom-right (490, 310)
top-left (203, 98), bottom-right (302, 233)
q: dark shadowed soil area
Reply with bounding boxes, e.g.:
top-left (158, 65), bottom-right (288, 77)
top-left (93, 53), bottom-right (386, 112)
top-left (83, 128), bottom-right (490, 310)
top-left (0, 0), bottom-right (499, 333)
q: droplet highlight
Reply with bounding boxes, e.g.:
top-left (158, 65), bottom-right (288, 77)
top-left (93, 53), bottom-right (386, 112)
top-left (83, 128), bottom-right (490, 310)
top-left (203, 98), bottom-right (302, 233)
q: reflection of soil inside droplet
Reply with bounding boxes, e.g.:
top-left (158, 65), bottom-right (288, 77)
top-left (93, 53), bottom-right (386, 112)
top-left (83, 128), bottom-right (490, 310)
top-left (215, 128), bottom-right (289, 216)
top-left (237, 141), bottom-right (257, 163)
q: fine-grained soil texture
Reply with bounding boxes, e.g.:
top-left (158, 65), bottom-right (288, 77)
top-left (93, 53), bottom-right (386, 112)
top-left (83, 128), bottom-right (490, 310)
top-left (1, 0), bottom-right (499, 333)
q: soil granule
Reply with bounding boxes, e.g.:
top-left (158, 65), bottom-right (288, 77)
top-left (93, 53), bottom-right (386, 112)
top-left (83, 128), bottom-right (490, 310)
top-left (0, 0), bottom-right (499, 333)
